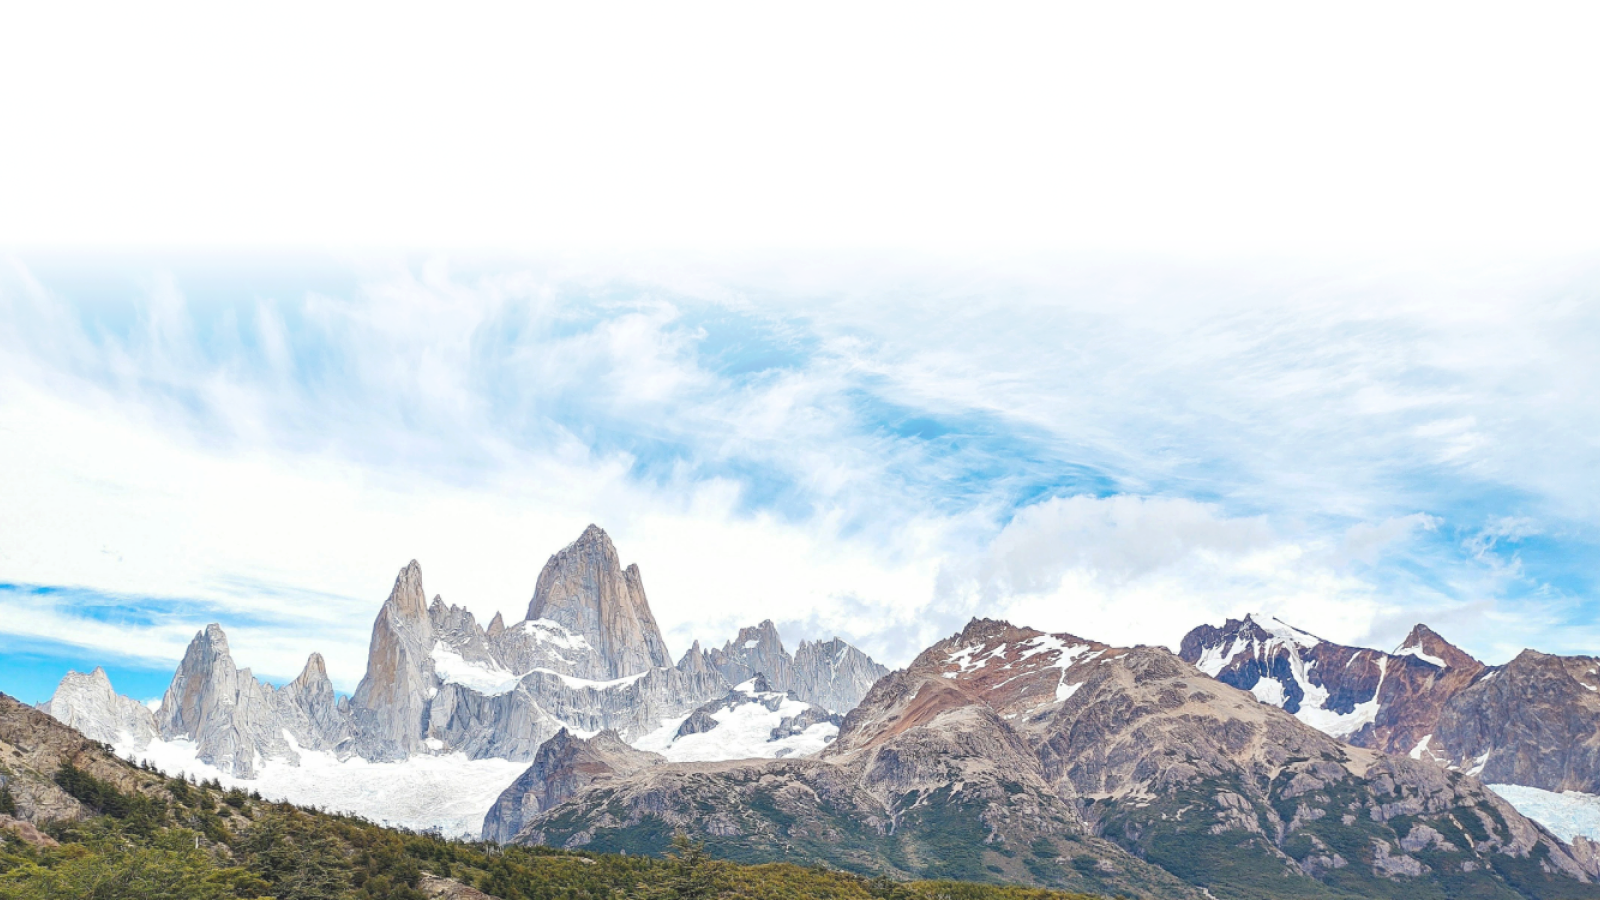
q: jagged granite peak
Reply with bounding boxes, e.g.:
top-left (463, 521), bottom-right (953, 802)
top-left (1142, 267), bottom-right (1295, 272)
top-left (349, 561), bottom-right (440, 761)
top-left (390, 560), bottom-right (429, 620)
top-left (525, 525), bottom-right (672, 680)
top-left (691, 620), bottom-right (890, 713)
top-left (791, 636), bottom-right (890, 714)
top-left (516, 616), bottom-right (1600, 898)
top-left (481, 728), bottom-right (663, 843)
top-left (1178, 612), bottom-right (1485, 757)
top-left (706, 620), bottom-right (791, 688)
top-left (486, 612), bottom-right (506, 640)
top-left (40, 667), bottom-right (158, 750)
top-left (429, 595), bottom-right (497, 666)
top-left (155, 624), bottom-right (299, 776)
top-left (283, 652), bottom-right (349, 750)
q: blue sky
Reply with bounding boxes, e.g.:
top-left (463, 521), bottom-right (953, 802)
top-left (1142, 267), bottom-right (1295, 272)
top-left (3, 5), bottom-right (1600, 704)
top-left (3, 251), bottom-right (1600, 703)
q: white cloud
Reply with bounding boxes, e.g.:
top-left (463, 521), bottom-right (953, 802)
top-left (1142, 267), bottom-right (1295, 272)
top-left (3, 252), bottom-right (1600, 690)
top-left (940, 495), bottom-right (1390, 651)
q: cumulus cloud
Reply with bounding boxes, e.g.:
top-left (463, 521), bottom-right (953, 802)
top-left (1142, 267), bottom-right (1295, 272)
top-left (932, 495), bottom-right (1384, 651)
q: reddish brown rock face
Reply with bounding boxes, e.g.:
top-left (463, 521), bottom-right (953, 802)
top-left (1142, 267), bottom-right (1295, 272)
top-left (515, 617), bottom-right (1600, 899)
top-left (1436, 649), bottom-right (1600, 792)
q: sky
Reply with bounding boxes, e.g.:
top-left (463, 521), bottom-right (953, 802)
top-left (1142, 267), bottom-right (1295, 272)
top-left (2, 3), bottom-right (1600, 703)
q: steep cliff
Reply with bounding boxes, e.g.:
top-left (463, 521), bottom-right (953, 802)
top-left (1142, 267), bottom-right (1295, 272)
top-left (524, 525), bottom-right (672, 680)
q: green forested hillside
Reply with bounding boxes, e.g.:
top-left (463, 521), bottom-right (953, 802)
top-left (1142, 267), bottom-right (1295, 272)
top-left (0, 761), bottom-right (1102, 900)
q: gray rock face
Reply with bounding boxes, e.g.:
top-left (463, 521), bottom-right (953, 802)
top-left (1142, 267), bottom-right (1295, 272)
top-left (348, 560), bottom-right (437, 761)
top-left (792, 637), bottom-right (890, 714)
top-left (525, 525), bottom-right (672, 680)
top-left (517, 617), bottom-right (1600, 899)
top-left (687, 620), bottom-right (889, 714)
top-left (40, 667), bottom-right (157, 750)
top-left (45, 526), bottom-right (891, 781)
top-left (704, 621), bottom-right (792, 689)
top-left (480, 728), bottom-right (662, 843)
top-left (149, 625), bottom-right (351, 776)
top-left (155, 624), bottom-right (297, 777)
top-left (281, 652), bottom-right (350, 751)
top-left (423, 660), bottom-right (730, 761)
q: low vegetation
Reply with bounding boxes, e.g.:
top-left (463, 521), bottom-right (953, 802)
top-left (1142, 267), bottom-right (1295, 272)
top-left (0, 764), bottom-right (1104, 900)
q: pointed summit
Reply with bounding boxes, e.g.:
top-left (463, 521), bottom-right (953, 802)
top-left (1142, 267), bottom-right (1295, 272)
top-left (43, 665), bottom-right (158, 749)
top-left (349, 561), bottom-right (437, 760)
top-left (292, 651), bottom-right (329, 688)
top-left (385, 560), bottom-right (428, 621)
top-left (1395, 624), bottom-right (1480, 671)
top-left (487, 611), bottom-right (506, 640)
top-left (526, 525), bottom-right (671, 680)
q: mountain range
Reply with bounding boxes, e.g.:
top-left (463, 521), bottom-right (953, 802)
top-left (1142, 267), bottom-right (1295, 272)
top-left (44, 525), bottom-right (888, 780)
top-left (33, 525), bottom-right (1600, 898)
top-left (1180, 613), bottom-right (1600, 793)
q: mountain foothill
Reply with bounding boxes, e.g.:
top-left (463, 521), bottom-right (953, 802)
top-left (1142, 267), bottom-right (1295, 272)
top-left (29, 524), bottom-right (1600, 899)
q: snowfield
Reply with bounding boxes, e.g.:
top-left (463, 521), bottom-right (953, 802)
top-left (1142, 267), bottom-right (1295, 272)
top-left (633, 681), bottom-right (839, 762)
top-left (1488, 784), bottom-right (1600, 844)
top-left (119, 734), bottom-right (527, 839)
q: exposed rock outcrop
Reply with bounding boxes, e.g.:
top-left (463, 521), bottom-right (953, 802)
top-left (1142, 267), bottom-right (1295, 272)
top-left (686, 619), bottom-right (889, 713)
top-left (525, 525), bottom-right (671, 681)
top-left (40, 667), bottom-right (157, 750)
top-left (348, 560), bottom-right (437, 761)
top-left (481, 728), bottom-right (662, 843)
top-left (0, 692), bottom-right (162, 825)
top-left (517, 617), bottom-right (1600, 899)
top-left (1435, 649), bottom-right (1600, 792)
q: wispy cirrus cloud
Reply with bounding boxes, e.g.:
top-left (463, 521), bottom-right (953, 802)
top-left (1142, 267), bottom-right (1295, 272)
top-left (2, 251), bottom-right (1599, 699)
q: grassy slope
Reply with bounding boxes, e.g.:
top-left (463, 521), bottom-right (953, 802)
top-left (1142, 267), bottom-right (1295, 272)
top-left (0, 721), bottom-right (1105, 900)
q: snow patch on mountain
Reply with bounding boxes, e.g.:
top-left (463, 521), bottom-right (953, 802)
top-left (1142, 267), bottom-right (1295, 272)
top-left (945, 644), bottom-right (1005, 675)
top-left (1489, 784), bottom-right (1600, 844)
top-left (1394, 644), bottom-right (1446, 668)
top-left (633, 683), bottom-right (838, 762)
top-left (525, 668), bottom-right (649, 691)
top-left (1195, 638), bottom-right (1245, 676)
top-left (516, 618), bottom-right (591, 651)
top-left (1251, 678), bottom-right (1286, 706)
top-left (118, 734), bottom-right (526, 838)
top-left (430, 644), bottom-right (521, 696)
top-left (1289, 657), bottom-right (1385, 739)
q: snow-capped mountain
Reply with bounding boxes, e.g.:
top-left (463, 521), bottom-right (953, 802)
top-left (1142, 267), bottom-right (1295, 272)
top-left (1180, 613), bottom-right (1600, 798)
top-left (509, 617), bottom-right (1600, 899)
top-left (40, 524), bottom-right (890, 835)
top-left (1178, 613), bottom-right (1487, 754)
